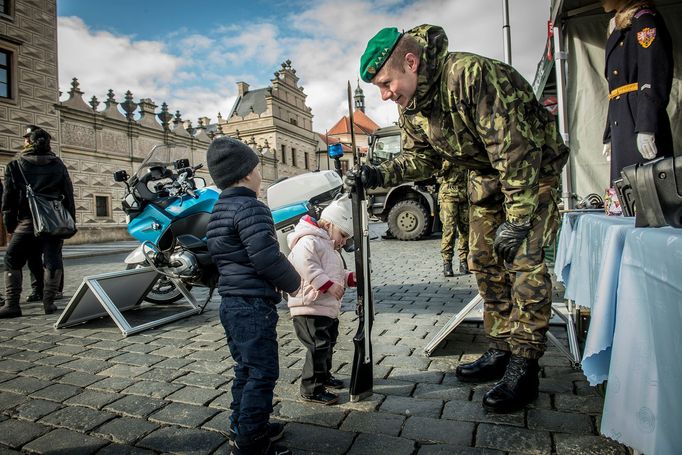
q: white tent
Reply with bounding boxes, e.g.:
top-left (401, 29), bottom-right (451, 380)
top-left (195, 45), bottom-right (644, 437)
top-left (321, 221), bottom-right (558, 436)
top-left (533, 0), bottom-right (682, 205)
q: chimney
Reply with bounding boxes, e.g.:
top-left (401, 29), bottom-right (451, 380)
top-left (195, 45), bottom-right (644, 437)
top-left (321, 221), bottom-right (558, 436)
top-left (237, 82), bottom-right (249, 97)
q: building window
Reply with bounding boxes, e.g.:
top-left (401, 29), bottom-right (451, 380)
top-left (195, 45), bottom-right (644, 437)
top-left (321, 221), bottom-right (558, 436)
top-left (290, 117), bottom-right (297, 126)
top-left (94, 195), bottom-right (110, 218)
top-left (0, 0), bottom-right (11, 17)
top-left (304, 152), bottom-right (310, 170)
top-left (280, 144), bottom-right (286, 164)
top-left (0, 49), bottom-right (11, 99)
top-left (291, 147), bottom-right (296, 167)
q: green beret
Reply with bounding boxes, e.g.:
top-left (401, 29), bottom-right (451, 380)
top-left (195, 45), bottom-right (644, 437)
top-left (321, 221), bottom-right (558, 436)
top-left (360, 27), bottom-right (402, 83)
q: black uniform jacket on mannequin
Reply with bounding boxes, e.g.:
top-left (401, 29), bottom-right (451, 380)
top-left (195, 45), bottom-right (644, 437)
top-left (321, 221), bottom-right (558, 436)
top-left (603, 6), bottom-right (674, 183)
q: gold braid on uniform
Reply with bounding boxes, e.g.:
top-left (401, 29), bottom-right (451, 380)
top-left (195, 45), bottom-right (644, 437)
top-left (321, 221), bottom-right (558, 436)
top-left (615, 1), bottom-right (653, 29)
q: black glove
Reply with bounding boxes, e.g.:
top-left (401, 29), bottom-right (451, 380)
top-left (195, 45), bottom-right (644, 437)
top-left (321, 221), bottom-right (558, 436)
top-left (344, 165), bottom-right (383, 190)
top-left (493, 221), bottom-right (532, 263)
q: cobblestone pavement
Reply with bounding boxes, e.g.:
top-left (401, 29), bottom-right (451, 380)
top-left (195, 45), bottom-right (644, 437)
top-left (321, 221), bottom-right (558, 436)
top-left (0, 226), bottom-right (627, 454)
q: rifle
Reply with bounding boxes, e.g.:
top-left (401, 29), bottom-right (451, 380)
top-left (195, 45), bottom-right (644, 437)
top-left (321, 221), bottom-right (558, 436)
top-left (347, 81), bottom-right (374, 402)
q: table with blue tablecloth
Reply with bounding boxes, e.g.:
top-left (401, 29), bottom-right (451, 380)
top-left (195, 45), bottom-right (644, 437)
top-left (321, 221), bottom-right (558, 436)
top-left (555, 212), bottom-right (682, 455)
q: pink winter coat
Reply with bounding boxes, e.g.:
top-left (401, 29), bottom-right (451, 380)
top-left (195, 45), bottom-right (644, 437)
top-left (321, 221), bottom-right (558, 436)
top-left (286, 216), bottom-right (354, 319)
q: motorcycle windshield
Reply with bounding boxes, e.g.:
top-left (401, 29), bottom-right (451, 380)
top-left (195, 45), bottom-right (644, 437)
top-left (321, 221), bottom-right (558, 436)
top-left (133, 144), bottom-right (194, 183)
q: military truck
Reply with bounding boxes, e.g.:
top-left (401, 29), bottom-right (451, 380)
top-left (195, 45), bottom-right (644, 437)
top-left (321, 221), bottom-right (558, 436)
top-left (366, 125), bottom-right (439, 240)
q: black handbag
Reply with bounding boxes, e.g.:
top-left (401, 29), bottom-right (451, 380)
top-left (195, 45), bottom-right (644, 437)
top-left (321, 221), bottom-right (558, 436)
top-left (17, 161), bottom-right (77, 238)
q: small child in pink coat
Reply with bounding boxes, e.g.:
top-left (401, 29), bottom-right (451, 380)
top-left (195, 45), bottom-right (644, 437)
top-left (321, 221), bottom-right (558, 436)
top-left (287, 195), bottom-right (356, 405)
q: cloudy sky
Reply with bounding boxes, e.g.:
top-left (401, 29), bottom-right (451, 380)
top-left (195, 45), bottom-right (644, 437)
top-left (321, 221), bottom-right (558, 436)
top-left (57, 0), bottom-right (551, 132)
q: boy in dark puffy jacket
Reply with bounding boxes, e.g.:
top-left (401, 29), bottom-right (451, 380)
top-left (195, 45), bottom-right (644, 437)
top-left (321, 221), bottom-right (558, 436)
top-left (206, 137), bottom-right (300, 455)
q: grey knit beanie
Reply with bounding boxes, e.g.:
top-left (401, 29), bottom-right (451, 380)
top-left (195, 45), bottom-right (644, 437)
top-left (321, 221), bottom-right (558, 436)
top-left (207, 137), bottom-right (260, 189)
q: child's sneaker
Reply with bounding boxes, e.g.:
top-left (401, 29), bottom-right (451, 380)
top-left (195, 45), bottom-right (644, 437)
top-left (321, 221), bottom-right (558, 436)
top-left (228, 421), bottom-right (284, 446)
top-left (300, 389), bottom-right (339, 405)
top-left (324, 375), bottom-right (344, 389)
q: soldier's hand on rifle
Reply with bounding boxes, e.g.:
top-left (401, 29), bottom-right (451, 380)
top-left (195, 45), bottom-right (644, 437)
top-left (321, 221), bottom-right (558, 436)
top-left (493, 221), bottom-right (532, 264)
top-left (344, 165), bottom-right (384, 190)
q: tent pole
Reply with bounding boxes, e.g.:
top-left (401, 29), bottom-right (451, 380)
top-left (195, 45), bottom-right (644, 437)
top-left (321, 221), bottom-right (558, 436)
top-left (553, 23), bottom-right (575, 208)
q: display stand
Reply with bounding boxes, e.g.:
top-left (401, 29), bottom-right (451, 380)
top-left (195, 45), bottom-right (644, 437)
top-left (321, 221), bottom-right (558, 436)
top-left (55, 267), bottom-right (200, 336)
top-left (423, 294), bottom-right (581, 368)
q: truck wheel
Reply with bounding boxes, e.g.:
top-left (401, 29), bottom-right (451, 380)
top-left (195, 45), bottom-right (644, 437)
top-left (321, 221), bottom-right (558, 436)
top-left (387, 200), bottom-right (430, 240)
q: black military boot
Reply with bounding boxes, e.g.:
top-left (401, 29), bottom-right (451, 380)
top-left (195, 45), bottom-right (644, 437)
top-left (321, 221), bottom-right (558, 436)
top-left (482, 355), bottom-right (540, 413)
top-left (455, 348), bottom-right (511, 382)
top-left (0, 270), bottom-right (23, 319)
top-left (443, 262), bottom-right (455, 277)
top-left (459, 260), bottom-right (470, 274)
top-left (233, 429), bottom-right (291, 455)
top-left (42, 268), bottom-right (62, 315)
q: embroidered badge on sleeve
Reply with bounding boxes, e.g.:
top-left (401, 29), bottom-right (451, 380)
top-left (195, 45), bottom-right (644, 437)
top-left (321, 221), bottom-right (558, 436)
top-left (637, 27), bottom-right (656, 48)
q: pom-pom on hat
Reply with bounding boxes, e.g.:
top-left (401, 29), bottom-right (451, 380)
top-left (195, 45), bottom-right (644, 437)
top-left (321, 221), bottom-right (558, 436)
top-left (360, 27), bottom-right (403, 83)
top-left (207, 137), bottom-right (260, 189)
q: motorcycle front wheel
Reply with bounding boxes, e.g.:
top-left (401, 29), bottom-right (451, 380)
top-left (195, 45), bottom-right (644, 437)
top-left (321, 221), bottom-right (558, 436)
top-left (125, 264), bottom-right (189, 304)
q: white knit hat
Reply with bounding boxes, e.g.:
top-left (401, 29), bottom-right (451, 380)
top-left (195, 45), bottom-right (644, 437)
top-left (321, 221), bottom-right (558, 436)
top-left (320, 194), bottom-right (353, 237)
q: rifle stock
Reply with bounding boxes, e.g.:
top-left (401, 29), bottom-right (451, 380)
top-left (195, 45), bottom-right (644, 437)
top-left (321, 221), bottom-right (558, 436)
top-left (347, 81), bottom-right (374, 402)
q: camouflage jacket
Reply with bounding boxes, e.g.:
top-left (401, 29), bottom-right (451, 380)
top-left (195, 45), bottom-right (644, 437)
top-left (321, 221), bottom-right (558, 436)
top-left (379, 24), bottom-right (569, 225)
top-left (437, 160), bottom-right (468, 200)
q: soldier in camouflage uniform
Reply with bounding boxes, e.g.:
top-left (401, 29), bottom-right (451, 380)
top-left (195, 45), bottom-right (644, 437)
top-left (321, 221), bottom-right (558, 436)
top-left (348, 25), bottom-right (569, 413)
top-left (437, 161), bottom-right (469, 277)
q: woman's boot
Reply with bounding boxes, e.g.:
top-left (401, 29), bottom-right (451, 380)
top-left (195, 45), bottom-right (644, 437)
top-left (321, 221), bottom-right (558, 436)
top-left (0, 270), bottom-right (23, 318)
top-left (42, 268), bottom-right (62, 315)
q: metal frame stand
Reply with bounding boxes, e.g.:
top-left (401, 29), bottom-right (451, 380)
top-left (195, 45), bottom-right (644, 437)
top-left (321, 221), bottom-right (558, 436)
top-left (424, 294), bottom-right (582, 368)
top-left (55, 267), bottom-right (201, 337)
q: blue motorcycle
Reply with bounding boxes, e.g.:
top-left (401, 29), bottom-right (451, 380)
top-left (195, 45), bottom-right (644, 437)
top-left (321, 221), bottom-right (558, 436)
top-left (114, 145), bottom-right (220, 304)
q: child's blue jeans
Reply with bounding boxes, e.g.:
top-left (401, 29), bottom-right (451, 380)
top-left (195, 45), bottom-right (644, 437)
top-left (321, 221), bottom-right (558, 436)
top-left (219, 296), bottom-right (279, 442)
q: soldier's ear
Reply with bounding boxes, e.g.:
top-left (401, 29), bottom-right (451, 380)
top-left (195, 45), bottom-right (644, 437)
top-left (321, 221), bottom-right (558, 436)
top-left (404, 53), bottom-right (419, 74)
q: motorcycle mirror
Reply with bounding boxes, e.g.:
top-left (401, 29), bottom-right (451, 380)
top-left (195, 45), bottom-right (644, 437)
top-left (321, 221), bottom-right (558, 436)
top-left (194, 177), bottom-right (206, 189)
top-left (113, 170), bottom-right (129, 182)
top-left (174, 159), bottom-right (190, 170)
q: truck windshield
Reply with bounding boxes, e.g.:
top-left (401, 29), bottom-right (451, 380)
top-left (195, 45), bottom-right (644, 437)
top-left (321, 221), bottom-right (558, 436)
top-left (372, 134), bottom-right (401, 163)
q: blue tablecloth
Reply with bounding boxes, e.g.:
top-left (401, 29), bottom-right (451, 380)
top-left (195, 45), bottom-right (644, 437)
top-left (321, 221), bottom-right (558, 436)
top-left (600, 227), bottom-right (682, 455)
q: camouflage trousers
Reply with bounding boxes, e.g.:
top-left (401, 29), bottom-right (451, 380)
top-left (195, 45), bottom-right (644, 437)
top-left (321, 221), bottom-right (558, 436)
top-left (438, 195), bottom-right (469, 263)
top-left (467, 171), bottom-right (560, 359)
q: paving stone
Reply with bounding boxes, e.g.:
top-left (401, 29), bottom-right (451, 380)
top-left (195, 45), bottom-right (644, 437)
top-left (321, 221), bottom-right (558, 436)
top-left (38, 406), bottom-right (116, 432)
top-left (379, 395), bottom-right (443, 418)
top-left (347, 432), bottom-right (415, 455)
top-left (180, 359), bottom-right (229, 374)
top-left (373, 378), bottom-right (415, 397)
top-left (121, 380), bottom-right (184, 399)
top-left (20, 365), bottom-right (71, 381)
top-left (172, 371), bottom-right (229, 389)
top-left (9, 399), bottom-right (62, 421)
top-left (30, 383), bottom-right (83, 402)
top-left (137, 425), bottom-right (224, 454)
top-left (32, 355), bottom-right (73, 367)
top-left (379, 355), bottom-right (431, 370)
top-left (401, 416), bottom-right (474, 445)
top-left (103, 395), bottom-right (168, 418)
top-left (554, 433), bottom-right (628, 455)
top-left (0, 392), bottom-right (28, 412)
top-left (97, 364), bottom-right (148, 378)
top-left (280, 422), bottom-right (354, 454)
top-left (387, 368), bottom-right (444, 384)
top-left (107, 352), bottom-right (167, 367)
top-left (94, 443), bottom-right (156, 455)
top-left (555, 394), bottom-right (605, 414)
top-left (0, 376), bottom-right (51, 395)
top-left (89, 377), bottom-right (137, 392)
top-left (207, 391), bottom-right (233, 410)
top-left (418, 445), bottom-right (504, 455)
top-left (21, 428), bottom-right (109, 454)
top-left (148, 401), bottom-right (218, 428)
top-left (201, 410), bottom-right (231, 435)
top-left (6, 350), bottom-right (48, 362)
top-left (476, 423), bottom-right (552, 454)
top-left (0, 418), bottom-right (50, 448)
top-left (59, 358), bottom-right (110, 373)
top-left (339, 410), bottom-right (405, 436)
top-left (527, 409), bottom-right (593, 434)
top-left (277, 400), bottom-right (346, 428)
top-left (164, 385), bottom-right (224, 405)
top-left (442, 399), bottom-right (525, 427)
top-left (63, 390), bottom-right (123, 410)
top-left (539, 377), bottom-right (575, 394)
top-left (56, 371), bottom-right (102, 387)
top-left (412, 382), bottom-right (471, 401)
top-left (91, 416), bottom-right (159, 444)
top-left (77, 348), bottom-right (118, 360)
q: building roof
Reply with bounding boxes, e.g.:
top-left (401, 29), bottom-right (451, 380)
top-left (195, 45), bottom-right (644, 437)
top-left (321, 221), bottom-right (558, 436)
top-left (228, 88), bottom-right (269, 118)
top-left (316, 133), bottom-right (352, 152)
top-left (327, 109), bottom-right (380, 136)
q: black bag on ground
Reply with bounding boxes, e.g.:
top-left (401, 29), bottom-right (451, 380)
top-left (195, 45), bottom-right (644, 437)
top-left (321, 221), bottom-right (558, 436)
top-left (17, 163), bottom-right (77, 238)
